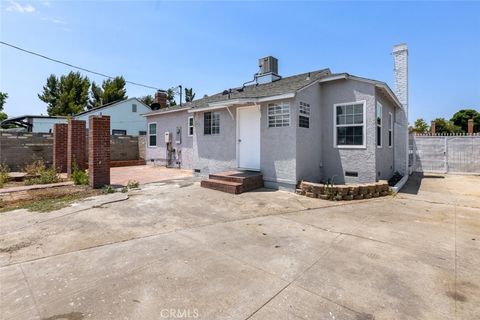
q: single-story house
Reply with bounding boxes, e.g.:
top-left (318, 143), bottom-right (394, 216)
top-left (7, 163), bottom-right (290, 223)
top-left (74, 98), bottom-right (151, 136)
top-left (143, 45), bottom-right (409, 190)
top-left (0, 115), bottom-right (68, 133)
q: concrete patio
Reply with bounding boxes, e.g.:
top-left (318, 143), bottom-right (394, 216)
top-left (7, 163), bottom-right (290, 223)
top-left (0, 173), bottom-right (479, 320)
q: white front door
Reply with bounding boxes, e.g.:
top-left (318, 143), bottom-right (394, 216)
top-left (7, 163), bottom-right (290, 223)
top-left (237, 106), bottom-right (261, 170)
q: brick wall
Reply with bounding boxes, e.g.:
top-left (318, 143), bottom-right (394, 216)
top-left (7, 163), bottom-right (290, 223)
top-left (67, 120), bottom-right (87, 176)
top-left (53, 123), bottom-right (68, 173)
top-left (88, 115), bottom-right (110, 188)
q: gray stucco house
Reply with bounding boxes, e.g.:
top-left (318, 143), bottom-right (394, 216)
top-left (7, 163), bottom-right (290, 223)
top-left (143, 44), bottom-right (409, 190)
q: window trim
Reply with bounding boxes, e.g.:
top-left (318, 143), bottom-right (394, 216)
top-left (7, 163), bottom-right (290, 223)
top-left (267, 102), bottom-right (290, 128)
top-left (187, 116), bottom-right (194, 137)
top-left (333, 100), bottom-right (366, 149)
top-left (147, 122), bottom-right (157, 148)
top-left (132, 103), bottom-right (137, 113)
top-left (388, 112), bottom-right (393, 148)
top-left (376, 101), bottom-right (382, 148)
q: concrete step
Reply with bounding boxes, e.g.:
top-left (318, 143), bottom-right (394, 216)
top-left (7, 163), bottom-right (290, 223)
top-left (200, 179), bottom-right (243, 194)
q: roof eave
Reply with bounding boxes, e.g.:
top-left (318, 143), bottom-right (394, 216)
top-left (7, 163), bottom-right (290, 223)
top-left (188, 92), bottom-right (296, 113)
top-left (319, 73), bottom-right (403, 110)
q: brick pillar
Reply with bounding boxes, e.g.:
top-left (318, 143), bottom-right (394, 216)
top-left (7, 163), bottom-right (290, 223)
top-left (53, 123), bottom-right (68, 173)
top-left (67, 120), bottom-right (87, 176)
top-left (430, 121), bottom-right (436, 135)
top-left (467, 118), bottom-right (474, 135)
top-left (89, 115), bottom-right (110, 188)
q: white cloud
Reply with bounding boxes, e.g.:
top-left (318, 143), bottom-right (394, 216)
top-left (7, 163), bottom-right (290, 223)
top-left (6, 1), bottom-right (36, 13)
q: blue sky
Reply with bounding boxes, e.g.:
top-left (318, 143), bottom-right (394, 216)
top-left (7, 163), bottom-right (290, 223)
top-left (1, 0), bottom-right (479, 123)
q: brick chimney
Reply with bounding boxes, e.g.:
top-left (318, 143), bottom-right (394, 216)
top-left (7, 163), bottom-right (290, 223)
top-left (154, 90), bottom-right (167, 109)
top-left (467, 118), bottom-right (474, 135)
top-left (392, 43), bottom-right (409, 175)
top-left (431, 121), bottom-right (436, 135)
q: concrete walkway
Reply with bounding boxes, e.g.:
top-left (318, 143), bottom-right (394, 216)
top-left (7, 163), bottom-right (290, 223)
top-left (0, 174), bottom-right (479, 319)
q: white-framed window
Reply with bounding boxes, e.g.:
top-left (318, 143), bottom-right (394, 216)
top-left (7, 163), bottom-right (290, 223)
top-left (268, 102), bottom-right (290, 127)
top-left (188, 116), bottom-right (194, 136)
top-left (132, 104), bottom-right (137, 112)
top-left (204, 112), bottom-right (220, 135)
top-left (148, 122), bottom-right (157, 147)
top-left (299, 102), bottom-right (310, 128)
top-left (376, 102), bottom-right (382, 147)
top-left (388, 112), bottom-right (393, 147)
top-left (334, 101), bottom-right (366, 148)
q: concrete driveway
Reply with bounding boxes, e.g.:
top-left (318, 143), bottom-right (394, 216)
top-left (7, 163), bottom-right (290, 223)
top-left (0, 173), bottom-right (479, 320)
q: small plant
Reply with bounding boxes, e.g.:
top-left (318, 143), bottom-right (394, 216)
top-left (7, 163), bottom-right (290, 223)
top-left (121, 186), bottom-right (128, 193)
top-left (71, 163), bottom-right (89, 185)
top-left (127, 180), bottom-right (139, 189)
top-left (24, 160), bottom-right (45, 177)
top-left (102, 185), bottom-right (116, 194)
top-left (24, 161), bottom-right (60, 185)
top-left (0, 163), bottom-right (9, 188)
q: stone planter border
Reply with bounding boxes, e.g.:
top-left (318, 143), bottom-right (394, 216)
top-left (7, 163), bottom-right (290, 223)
top-left (296, 180), bottom-right (391, 201)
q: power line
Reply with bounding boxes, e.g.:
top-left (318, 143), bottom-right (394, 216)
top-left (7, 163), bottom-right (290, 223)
top-left (0, 41), bottom-right (163, 91)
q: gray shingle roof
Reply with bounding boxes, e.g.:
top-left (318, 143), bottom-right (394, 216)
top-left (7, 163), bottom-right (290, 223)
top-left (150, 68), bottom-right (331, 114)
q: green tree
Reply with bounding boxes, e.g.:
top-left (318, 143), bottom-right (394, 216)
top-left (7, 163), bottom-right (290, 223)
top-left (412, 118), bottom-right (429, 133)
top-left (39, 72), bottom-right (90, 116)
top-left (140, 95), bottom-right (154, 106)
top-left (450, 109), bottom-right (480, 133)
top-left (185, 88), bottom-right (195, 102)
top-left (433, 117), bottom-right (462, 134)
top-left (88, 76), bottom-right (128, 109)
top-left (88, 82), bottom-right (104, 109)
top-left (0, 92), bottom-right (8, 111)
top-left (0, 92), bottom-right (8, 124)
top-left (166, 88), bottom-right (177, 107)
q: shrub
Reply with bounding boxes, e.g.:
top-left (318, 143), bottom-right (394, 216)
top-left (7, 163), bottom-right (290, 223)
top-left (102, 185), bottom-right (115, 194)
top-left (24, 160), bottom-right (45, 177)
top-left (71, 166), bottom-right (89, 185)
top-left (24, 167), bottom-right (61, 185)
top-left (0, 163), bottom-right (9, 188)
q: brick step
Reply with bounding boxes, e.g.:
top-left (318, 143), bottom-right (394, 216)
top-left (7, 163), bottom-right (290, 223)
top-left (202, 171), bottom-right (264, 194)
top-left (201, 179), bottom-right (243, 194)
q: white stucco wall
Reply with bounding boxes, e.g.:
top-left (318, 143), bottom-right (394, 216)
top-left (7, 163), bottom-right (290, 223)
top-left (375, 90), bottom-right (396, 180)
top-left (320, 79), bottom-right (377, 184)
top-left (144, 110), bottom-right (194, 169)
top-left (31, 117), bottom-right (68, 133)
top-left (74, 98), bottom-right (149, 136)
top-left (295, 83), bottom-right (322, 183)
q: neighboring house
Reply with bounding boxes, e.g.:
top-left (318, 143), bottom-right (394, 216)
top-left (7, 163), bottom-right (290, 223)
top-left (145, 45), bottom-right (409, 190)
top-left (74, 98), bottom-right (151, 136)
top-left (0, 115), bottom-right (68, 133)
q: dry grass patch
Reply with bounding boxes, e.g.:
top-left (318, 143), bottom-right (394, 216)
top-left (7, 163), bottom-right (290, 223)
top-left (0, 185), bottom-right (102, 213)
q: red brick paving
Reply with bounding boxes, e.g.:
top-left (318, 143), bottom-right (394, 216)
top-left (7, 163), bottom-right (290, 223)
top-left (110, 165), bottom-right (192, 186)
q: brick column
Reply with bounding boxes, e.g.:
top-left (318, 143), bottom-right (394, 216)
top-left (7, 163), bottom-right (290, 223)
top-left (467, 118), bottom-right (474, 135)
top-left (53, 123), bottom-right (68, 173)
top-left (89, 115), bottom-right (110, 188)
top-left (67, 120), bottom-right (87, 176)
top-left (430, 121), bottom-right (436, 135)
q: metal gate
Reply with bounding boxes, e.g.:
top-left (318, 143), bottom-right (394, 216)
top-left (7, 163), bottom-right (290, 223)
top-left (411, 134), bottom-right (480, 174)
